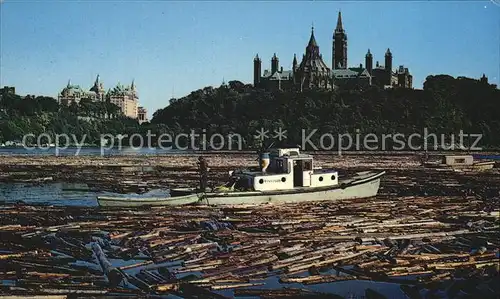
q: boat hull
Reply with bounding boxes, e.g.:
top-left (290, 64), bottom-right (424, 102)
top-left (97, 193), bottom-right (201, 207)
top-left (201, 171), bottom-right (384, 205)
top-left (97, 171), bottom-right (385, 207)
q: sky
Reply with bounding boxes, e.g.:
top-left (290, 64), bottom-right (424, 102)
top-left (1, 1), bottom-right (499, 117)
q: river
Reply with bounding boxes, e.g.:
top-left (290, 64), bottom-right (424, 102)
top-left (0, 146), bottom-right (193, 156)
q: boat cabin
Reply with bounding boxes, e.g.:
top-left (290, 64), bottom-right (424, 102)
top-left (228, 148), bottom-right (338, 192)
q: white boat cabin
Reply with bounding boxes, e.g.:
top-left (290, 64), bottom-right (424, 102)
top-left (228, 148), bottom-right (338, 192)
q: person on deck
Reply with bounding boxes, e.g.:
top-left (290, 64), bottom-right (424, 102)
top-left (197, 156), bottom-right (209, 191)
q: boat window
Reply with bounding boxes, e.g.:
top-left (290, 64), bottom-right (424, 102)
top-left (275, 160), bottom-right (285, 174)
top-left (303, 160), bottom-right (312, 171)
top-left (234, 177), bottom-right (252, 191)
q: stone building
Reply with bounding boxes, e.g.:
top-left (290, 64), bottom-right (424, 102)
top-left (58, 75), bottom-right (145, 120)
top-left (58, 75), bottom-right (105, 105)
top-left (254, 27), bottom-right (332, 92)
top-left (107, 81), bottom-right (139, 119)
top-left (253, 12), bottom-right (413, 91)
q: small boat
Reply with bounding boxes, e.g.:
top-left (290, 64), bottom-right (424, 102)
top-left (97, 147), bottom-right (385, 207)
top-left (97, 193), bottom-right (202, 207)
top-left (423, 155), bottom-right (495, 171)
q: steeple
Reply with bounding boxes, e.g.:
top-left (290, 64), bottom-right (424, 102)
top-left (292, 53), bottom-right (298, 74)
top-left (335, 11), bottom-right (344, 33)
top-left (305, 26), bottom-right (320, 60)
top-left (131, 79), bottom-right (135, 91)
top-left (67, 79), bottom-right (71, 88)
top-left (385, 48), bottom-right (392, 56)
top-left (308, 25), bottom-right (318, 48)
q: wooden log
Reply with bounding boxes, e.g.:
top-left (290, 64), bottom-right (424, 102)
top-left (0, 250), bottom-right (40, 260)
top-left (117, 260), bottom-right (153, 271)
top-left (91, 242), bottom-right (124, 287)
top-left (280, 274), bottom-right (356, 284)
top-left (210, 282), bottom-right (265, 290)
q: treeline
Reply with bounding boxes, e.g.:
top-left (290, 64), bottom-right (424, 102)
top-left (151, 75), bottom-right (500, 149)
top-left (1, 74), bottom-right (498, 149)
top-left (0, 95), bottom-right (143, 144)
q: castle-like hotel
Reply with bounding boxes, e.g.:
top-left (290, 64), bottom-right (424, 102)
top-left (58, 76), bottom-right (148, 123)
top-left (253, 12), bottom-right (413, 91)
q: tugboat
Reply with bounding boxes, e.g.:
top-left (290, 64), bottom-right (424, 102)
top-left (97, 147), bottom-right (385, 207)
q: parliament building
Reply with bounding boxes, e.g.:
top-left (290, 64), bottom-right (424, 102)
top-left (253, 12), bottom-right (413, 91)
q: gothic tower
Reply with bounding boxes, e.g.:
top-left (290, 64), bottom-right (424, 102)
top-left (385, 48), bottom-right (393, 86)
top-left (365, 49), bottom-right (373, 75)
top-left (332, 11), bottom-right (347, 69)
top-left (271, 53), bottom-right (279, 74)
top-left (253, 54), bottom-right (261, 87)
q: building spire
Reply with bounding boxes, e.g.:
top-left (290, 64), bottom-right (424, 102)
top-left (307, 25), bottom-right (318, 47)
top-left (131, 79), bottom-right (135, 90)
top-left (335, 11), bottom-right (343, 32)
top-left (67, 79), bottom-right (71, 88)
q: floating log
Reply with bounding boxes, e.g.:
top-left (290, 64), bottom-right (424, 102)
top-left (91, 242), bottom-right (124, 287)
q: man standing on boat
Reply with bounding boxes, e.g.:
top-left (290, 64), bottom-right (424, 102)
top-left (197, 156), bottom-right (209, 191)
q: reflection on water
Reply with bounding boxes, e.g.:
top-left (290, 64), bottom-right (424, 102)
top-left (0, 183), bottom-right (171, 207)
top-left (0, 183), bottom-right (98, 206)
top-left (0, 147), bottom-right (195, 156)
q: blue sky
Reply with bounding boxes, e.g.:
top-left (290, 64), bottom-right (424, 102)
top-left (1, 1), bottom-right (499, 116)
